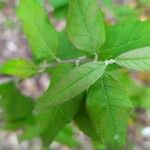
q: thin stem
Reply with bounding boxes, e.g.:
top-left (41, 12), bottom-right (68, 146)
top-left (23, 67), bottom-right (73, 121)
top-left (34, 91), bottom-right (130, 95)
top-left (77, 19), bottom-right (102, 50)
top-left (46, 56), bottom-right (90, 67)
top-left (39, 55), bottom-right (91, 72)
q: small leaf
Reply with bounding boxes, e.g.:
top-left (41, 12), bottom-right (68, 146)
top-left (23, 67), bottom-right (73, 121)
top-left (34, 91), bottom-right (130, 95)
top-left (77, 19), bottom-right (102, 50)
top-left (0, 58), bottom-right (38, 79)
top-left (67, 0), bottom-right (105, 54)
top-left (86, 75), bottom-right (132, 148)
top-left (116, 47), bottom-right (150, 71)
top-left (36, 62), bottom-right (106, 113)
top-left (99, 21), bottom-right (150, 60)
top-left (17, 0), bottom-right (59, 60)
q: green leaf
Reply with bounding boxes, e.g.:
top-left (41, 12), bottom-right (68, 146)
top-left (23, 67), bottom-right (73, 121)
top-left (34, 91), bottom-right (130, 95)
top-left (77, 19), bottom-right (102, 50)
top-left (0, 58), bottom-right (38, 79)
top-left (50, 0), bottom-right (68, 9)
top-left (107, 70), bottom-right (150, 110)
top-left (99, 21), bottom-right (150, 60)
top-left (86, 75), bottom-right (132, 148)
top-left (74, 98), bottom-right (101, 141)
top-left (66, 0), bottom-right (105, 54)
top-left (53, 5), bottom-right (68, 19)
top-left (47, 64), bottom-right (74, 86)
top-left (21, 64), bottom-right (83, 145)
top-left (49, 0), bottom-right (69, 19)
top-left (36, 62), bottom-right (106, 113)
top-left (40, 95), bottom-right (82, 145)
top-left (21, 94), bottom-right (83, 145)
top-left (0, 82), bottom-right (34, 125)
top-left (116, 47), bottom-right (150, 71)
top-left (56, 125), bottom-right (80, 148)
top-left (57, 32), bottom-right (83, 59)
top-left (17, 0), bottom-right (59, 61)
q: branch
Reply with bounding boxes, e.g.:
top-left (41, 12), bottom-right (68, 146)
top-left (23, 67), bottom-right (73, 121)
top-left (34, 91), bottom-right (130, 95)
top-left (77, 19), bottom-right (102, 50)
top-left (39, 56), bottom-right (92, 72)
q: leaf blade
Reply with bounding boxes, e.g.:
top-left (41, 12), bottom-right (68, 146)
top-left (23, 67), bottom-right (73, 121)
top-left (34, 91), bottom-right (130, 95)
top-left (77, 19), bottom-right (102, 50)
top-left (67, 0), bottom-right (105, 54)
top-left (0, 82), bottom-right (34, 125)
top-left (36, 62), bottom-right (106, 113)
top-left (0, 58), bottom-right (38, 79)
top-left (86, 75), bottom-right (132, 148)
top-left (20, 64), bottom-right (83, 145)
top-left (116, 47), bottom-right (150, 71)
top-left (17, 0), bottom-right (59, 60)
top-left (99, 21), bottom-right (150, 60)
top-left (74, 98), bottom-right (101, 141)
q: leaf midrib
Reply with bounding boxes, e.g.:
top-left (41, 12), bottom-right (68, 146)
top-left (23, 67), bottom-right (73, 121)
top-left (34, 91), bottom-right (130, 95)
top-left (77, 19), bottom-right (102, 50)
top-left (117, 56), bottom-right (150, 61)
top-left (77, 0), bottom-right (94, 51)
top-left (41, 64), bottom-right (104, 110)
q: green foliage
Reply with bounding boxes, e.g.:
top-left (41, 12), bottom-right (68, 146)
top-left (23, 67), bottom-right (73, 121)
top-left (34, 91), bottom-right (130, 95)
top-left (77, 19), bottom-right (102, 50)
top-left (57, 32), bottom-right (82, 59)
top-left (99, 21), bottom-right (150, 60)
top-left (116, 47), bottom-right (150, 71)
top-left (0, 1), bottom-right (5, 10)
top-left (56, 125), bottom-right (80, 148)
top-left (139, 0), bottom-right (150, 6)
top-left (67, 0), bottom-right (105, 55)
top-left (38, 95), bottom-right (82, 146)
top-left (0, 58), bottom-right (38, 79)
top-left (87, 75), bottom-right (132, 149)
top-left (0, 0), bottom-right (150, 149)
top-left (109, 70), bottom-right (150, 109)
top-left (17, 0), bottom-right (59, 61)
top-left (50, 0), bottom-right (68, 9)
top-left (74, 98), bottom-right (101, 141)
top-left (53, 5), bottom-right (68, 19)
top-left (0, 82), bottom-right (34, 128)
top-left (21, 64), bottom-right (83, 146)
top-left (48, 0), bottom-right (69, 19)
top-left (36, 62), bottom-right (106, 113)
top-left (102, 0), bottom-right (140, 23)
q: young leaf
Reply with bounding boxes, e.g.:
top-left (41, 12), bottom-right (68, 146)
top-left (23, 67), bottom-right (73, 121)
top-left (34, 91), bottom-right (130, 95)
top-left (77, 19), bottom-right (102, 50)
top-left (0, 58), bottom-right (38, 79)
top-left (116, 47), bottom-right (150, 71)
top-left (17, 0), bottom-right (59, 61)
top-left (86, 75), bottom-right (132, 148)
top-left (66, 0), bottom-right (105, 54)
top-left (35, 62), bottom-right (106, 113)
top-left (99, 21), bottom-right (150, 60)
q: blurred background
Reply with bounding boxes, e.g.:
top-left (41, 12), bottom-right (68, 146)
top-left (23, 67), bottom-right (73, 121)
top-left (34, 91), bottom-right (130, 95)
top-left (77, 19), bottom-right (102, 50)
top-left (0, 0), bottom-right (150, 149)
